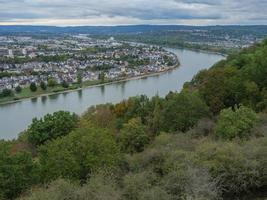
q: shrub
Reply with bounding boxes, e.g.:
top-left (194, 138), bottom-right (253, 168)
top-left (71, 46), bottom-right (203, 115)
top-left (19, 179), bottom-right (79, 200)
top-left (189, 118), bottom-right (215, 137)
top-left (123, 171), bottom-right (156, 200)
top-left (19, 175), bottom-right (122, 200)
top-left (78, 173), bottom-right (122, 200)
top-left (197, 140), bottom-right (263, 196)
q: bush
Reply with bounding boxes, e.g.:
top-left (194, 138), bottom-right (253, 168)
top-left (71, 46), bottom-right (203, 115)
top-left (161, 166), bottom-right (220, 200)
top-left (197, 140), bottom-right (264, 197)
top-left (78, 173), bottom-right (122, 200)
top-left (139, 187), bottom-right (171, 200)
top-left (19, 179), bottom-right (79, 200)
top-left (19, 174), bottom-right (122, 200)
top-left (215, 106), bottom-right (258, 140)
top-left (123, 171), bottom-right (156, 200)
top-left (189, 118), bottom-right (215, 137)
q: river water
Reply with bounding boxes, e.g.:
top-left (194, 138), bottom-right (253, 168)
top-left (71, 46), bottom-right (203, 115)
top-left (0, 48), bottom-right (224, 140)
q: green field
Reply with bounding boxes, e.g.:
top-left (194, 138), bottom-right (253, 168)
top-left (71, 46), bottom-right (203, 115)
top-left (0, 79), bottom-right (111, 104)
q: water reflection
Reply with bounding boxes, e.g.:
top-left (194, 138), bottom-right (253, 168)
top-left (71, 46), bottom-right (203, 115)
top-left (41, 96), bottom-right (47, 104)
top-left (62, 92), bottom-right (67, 98)
top-left (48, 94), bottom-right (59, 101)
top-left (120, 81), bottom-right (126, 94)
top-left (31, 98), bottom-right (38, 104)
top-left (77, 90), bottom-right (83, 100)
top-left (100, 85), bottom-right (105, 96)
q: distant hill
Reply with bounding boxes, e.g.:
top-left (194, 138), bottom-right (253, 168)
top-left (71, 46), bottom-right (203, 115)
top-left (1, 25), bottom-right (267, 35)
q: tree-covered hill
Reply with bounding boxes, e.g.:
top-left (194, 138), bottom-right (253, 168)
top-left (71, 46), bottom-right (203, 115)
top-left (190, 39), bottom-right (267, 114)
top-left (0, 40), bottom-right (267, 200)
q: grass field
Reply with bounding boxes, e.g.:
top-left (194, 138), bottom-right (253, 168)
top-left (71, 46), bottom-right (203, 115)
top-left (0, 79), bottom-right (109, 104)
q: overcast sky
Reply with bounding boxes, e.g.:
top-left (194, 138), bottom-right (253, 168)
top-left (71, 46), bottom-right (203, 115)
top-left (0, 0), bottom-right (266, 26)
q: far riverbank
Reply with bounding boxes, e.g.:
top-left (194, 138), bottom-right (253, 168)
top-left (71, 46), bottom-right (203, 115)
top-left (0, 57), bottom-right (180, 105)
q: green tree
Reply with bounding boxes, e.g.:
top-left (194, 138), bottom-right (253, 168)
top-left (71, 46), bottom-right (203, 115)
top-left (40, 81), bottom-right (47, 91)
top-left (15, 85), bottom-right (22, 93)
top-left (0, 142), bottom-right (39, 199)
top-left (118, 118), bottom-right (150, 154)
top-left (215, 106), bottom-right (258, 140)
top-left (198, 67), bottom-right (239, 114)
top-left (77, 71), bottom-right (83, 86)
top-left (160, 90), bottom-right (210, 132)
top-left (61, 80), bottom-right (69, 88)
top-left (27, 111), bottom-right (79, 146)
top-left (30, 82), bottom-right (37, 92)
top-left (47, 78), bottom-right (57, 87)
top-left (39, 126), bottom-right (121, 182)
top-left (147, 95), bottom-right (163, 135)
top-left (98, 72), bottom-right (105, 83)
top-left (1, 88), bottom-right (13, 97)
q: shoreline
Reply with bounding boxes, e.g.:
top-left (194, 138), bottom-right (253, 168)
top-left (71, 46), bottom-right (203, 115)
top-left (0, 63), bottom-right (179, 106)
top-left (122, 40), bottom-right (229, 57)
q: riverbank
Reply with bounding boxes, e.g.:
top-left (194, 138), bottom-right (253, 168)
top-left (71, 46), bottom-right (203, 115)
top-left (118, 39), bottom-right (233, 57)
top-left (0, 62), bottom-right (180, 105)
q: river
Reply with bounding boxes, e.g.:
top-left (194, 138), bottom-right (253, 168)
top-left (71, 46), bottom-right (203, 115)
top-left (0, 48), bottom-right (224, 140)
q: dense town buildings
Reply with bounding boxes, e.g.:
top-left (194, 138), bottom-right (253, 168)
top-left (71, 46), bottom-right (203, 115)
top-left (0, 35), bottom-right (178, 91)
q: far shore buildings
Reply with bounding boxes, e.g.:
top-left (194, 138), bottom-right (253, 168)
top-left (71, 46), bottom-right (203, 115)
top-left (0, 36), bottom-right (178, 92)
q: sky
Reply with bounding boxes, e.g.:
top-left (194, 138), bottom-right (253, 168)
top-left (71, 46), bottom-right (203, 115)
top-left (0, 0), bottom-right (266, 26)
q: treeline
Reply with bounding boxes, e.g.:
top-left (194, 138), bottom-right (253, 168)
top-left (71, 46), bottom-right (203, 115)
top-left (115, 55), bottom-right (150, 68)
top-left (114, 32), bottom-right (237, 54)
top-left (0, 40), bottom-right (267, 200)
top-left (0, 54), bottom-right (71, 64)
top-left (0, 72), bottom-right (21, 79)
top-left (189, 38), bottom-right (267, 114)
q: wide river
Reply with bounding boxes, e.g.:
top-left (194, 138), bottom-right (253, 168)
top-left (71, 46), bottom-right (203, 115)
top-left (0, 48), bottom-right (224, 140)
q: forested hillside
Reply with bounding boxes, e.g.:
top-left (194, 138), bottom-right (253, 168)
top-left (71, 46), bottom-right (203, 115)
top-left (0, 40), bottom-right (267, 200)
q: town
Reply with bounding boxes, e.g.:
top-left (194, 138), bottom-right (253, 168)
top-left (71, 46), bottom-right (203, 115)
top-left (0, 35), bottom-right (178, 95)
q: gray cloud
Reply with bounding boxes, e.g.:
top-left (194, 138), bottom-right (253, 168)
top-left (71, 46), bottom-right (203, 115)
top-left (0, 0), bottom-right (266, 25)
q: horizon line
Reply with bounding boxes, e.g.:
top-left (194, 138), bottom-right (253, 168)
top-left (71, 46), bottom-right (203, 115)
top-left (0, 24), bottom-right (267, 27)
